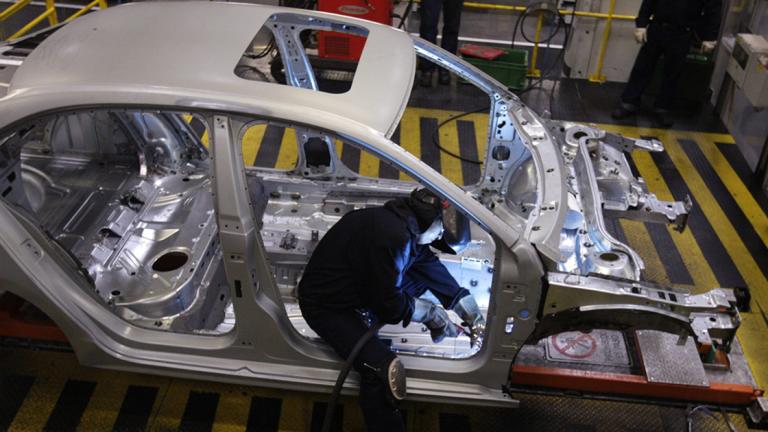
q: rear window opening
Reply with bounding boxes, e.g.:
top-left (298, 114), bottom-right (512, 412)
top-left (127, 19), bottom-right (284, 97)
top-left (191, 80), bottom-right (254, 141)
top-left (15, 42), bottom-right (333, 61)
top-left (234, 13), bottom-right (369, 94)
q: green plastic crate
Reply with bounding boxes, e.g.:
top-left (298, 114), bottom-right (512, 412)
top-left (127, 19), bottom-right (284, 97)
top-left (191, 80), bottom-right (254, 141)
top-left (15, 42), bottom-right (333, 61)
top-left (647, 50), bottom-right (715, 107)
top-left (462, 48), bottom-right (529, 91)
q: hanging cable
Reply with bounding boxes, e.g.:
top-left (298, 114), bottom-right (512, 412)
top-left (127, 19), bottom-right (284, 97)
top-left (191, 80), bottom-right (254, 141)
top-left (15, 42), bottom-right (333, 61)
top-left (321, 322), bottom-right (385, 432)
top-left (514, 2), bottom-right (568, 95)
top-left (397, 0), bottom-right (416, 29)
top-left (431, 2), bottom-right (571, 164)
top-left (431, 105), bottom-right (490, 165)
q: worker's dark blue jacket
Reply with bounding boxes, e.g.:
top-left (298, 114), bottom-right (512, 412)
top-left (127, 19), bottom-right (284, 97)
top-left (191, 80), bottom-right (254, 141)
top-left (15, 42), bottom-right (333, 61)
top-left (636, 0), bottom-right (722, 41)
top-left (297, 199), bottom-right (469, 325)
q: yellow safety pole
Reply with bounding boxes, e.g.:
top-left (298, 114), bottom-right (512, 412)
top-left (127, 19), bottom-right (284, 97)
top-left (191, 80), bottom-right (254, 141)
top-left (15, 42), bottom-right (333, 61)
top-left (8, 6), bottom-right (55, 39)
top-left (528, 10), bottom-right (544, 77)
top-left (588, 0), bottom-right (616, 83)
top-left (64, 0), bottom-right (104, 23)
top-left (0, 0), bottom-right (32, 22)
top-left (455, 1), bottom-right (636, 21)
top-left (45, 0), bottom-right (58, 26)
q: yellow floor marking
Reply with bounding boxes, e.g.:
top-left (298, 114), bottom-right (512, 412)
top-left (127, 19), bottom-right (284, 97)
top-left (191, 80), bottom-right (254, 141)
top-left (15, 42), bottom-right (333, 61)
top-left (27, 357), bottom-right (174, 432)
top-left (468, 113), bottom-right (489, 164)
top-left (737, 312), bottom-right (768, 388)
top-left (278, 394), bottom-right (311, 432)
top-left (433, 112), bottom-right (464, 185)
top-left (8, 374), bottom-right (67, 432)
top-left (334, 139), bottom-right (344, 156)
top-left (210, 389), bottom-right (249, 432)
top-left (595, 123), bottom-right (735, 145)
top-left (618, 219), bottom-right (672, 286)
top-left (0, 349), bottom-right (218, 430)
top-left (398, 109), bottom-right (421, 182)
top-left (358, 147), bottom-right (381, 178)
top-left (662, 137), bottom-right (768, 301)
top-left (242, 124), bottom-right (267, 167)
top-left (75, 367), bottom-right (173, 432)
top-left (201, 129), bottom-right (210, 148)
top-left (399, 107), bottom-right (494, 184)
top-left (275, 128), bottom-right (298, 171)
top-left (693, 132), bottom-right (768, 246)
top-left (630, 149), bottom-right (720, 291)
top-left (76, 381), bottom-right (129, 432)
top-left (697, 132), bottom-right (735, 144)
top-left (148, 379), bottom-right (191, 431)
top-left (468, 112), bottom-right (489, 182)
top-left (334, 139), bottom-right (345, 169)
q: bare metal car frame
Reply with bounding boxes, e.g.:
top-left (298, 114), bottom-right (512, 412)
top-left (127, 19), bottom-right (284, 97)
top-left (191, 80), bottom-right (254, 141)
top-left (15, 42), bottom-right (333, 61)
top-left (0, 2), bottom-right (739, 407)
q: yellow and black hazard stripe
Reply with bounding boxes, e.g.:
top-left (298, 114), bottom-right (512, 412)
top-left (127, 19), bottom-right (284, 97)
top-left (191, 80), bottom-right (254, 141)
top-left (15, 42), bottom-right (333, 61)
top-left (1, 347), bottom-right (488, 431)
top-left (0, 346), bottom-right (760, 431)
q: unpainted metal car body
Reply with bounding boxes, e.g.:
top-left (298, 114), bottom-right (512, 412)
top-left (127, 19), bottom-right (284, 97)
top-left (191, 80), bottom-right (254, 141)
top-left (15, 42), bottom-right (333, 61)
top-left (0, 2), bottom-right (740, 406)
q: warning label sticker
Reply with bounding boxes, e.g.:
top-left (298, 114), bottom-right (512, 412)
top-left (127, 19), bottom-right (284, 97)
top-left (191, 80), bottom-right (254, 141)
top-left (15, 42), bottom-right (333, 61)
top-left (545, 330), bottom-right (631, 366)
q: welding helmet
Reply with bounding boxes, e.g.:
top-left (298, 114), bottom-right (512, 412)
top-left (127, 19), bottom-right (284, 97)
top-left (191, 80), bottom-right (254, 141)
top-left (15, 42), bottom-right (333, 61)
top-left (407, 188), bottom-right (445, 232)
top-left (408, 188), bottom-right (470, 255)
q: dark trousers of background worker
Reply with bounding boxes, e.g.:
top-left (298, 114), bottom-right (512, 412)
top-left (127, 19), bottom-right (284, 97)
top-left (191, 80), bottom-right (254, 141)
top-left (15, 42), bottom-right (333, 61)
top-left (299, 299), bottom-right (405, 432)
top-left (621, 22), bottom-right (692, 110)
top-left (419, 0), bottom-right (463, 70)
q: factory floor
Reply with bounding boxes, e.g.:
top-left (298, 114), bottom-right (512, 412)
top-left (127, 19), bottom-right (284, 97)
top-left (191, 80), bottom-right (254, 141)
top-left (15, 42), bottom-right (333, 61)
top-left (1, 75), bottom-right (767, 431)
top-left (0, 347), bottom-right (757, 432)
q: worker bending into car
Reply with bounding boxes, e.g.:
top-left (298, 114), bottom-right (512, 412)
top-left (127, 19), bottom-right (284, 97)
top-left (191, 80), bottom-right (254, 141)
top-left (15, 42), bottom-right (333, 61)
top-left (297, 188), bottom-right (485, 432)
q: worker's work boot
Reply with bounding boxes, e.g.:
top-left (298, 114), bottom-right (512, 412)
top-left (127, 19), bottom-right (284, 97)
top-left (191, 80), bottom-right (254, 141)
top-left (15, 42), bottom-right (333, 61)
top-left (438, 69), bottom-right (451, 85)
top-left (419, 70), bottom-right (434, 87)
top-left (611, 102), bottom-right (638, 119)
top-left (453, 295), bottom-right (486, 348)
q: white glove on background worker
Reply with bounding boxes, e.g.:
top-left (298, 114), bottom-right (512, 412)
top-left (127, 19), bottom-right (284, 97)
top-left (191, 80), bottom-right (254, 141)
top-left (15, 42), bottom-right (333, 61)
top-left (634, 27), bottom-right (647, 44)
top-left (702, 41), bottom-right (717, 53)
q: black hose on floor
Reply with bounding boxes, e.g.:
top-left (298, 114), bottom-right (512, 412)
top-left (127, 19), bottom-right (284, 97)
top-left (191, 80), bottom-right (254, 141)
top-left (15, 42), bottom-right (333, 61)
top-left (321, 321), bottom-right (386, 432)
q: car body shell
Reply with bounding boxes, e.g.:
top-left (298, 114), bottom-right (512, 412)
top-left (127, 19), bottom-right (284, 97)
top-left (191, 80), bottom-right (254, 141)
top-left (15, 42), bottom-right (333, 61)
top-left (0, 2), bottom-right (739, 407)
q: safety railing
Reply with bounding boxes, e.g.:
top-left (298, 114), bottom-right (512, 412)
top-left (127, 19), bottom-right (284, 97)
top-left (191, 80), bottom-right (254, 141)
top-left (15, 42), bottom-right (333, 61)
top-left (413, 0), bottom-right (636, 82)
top-left (461, 1), bottom-right (635, 82)
top-left (1, 0), bottom-right (107, 41)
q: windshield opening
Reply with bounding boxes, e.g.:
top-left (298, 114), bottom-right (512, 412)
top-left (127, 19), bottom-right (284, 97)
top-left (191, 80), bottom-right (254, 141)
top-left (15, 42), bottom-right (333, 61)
top-left (411, 44), bottom-right (538, 222)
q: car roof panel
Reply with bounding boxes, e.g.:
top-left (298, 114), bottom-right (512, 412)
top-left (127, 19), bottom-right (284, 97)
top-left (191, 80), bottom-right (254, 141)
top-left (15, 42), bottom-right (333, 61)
top-left (6, 2), bottom-right (415, 136)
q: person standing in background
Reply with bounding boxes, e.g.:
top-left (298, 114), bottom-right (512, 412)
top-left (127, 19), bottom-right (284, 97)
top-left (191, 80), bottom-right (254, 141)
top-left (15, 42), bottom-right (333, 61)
top-left (611, 0), bottom-right (722, 127)
top-left (418, 0), bottom-right (464, 86)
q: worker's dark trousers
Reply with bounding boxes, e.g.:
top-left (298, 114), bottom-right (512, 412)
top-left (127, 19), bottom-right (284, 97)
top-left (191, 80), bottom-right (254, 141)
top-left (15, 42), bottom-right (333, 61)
top-left (621, 23), bottom-right (692, 110)
top-left (419, 0), bottom-right (464, 68)
top-left (299, 300), bottom-right (405, 432)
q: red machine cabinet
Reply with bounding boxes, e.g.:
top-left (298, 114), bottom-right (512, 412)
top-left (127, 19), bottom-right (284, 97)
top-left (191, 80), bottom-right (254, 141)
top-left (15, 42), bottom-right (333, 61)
top-left (317, 0), bottom-right (392, 61)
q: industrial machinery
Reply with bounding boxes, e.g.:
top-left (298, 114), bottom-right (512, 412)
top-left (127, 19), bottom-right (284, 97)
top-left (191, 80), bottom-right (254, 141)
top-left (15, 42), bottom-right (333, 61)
top-left (317, 0), bottom-right (393, 60)
top-left (727, 33), bottom-right (768, 107)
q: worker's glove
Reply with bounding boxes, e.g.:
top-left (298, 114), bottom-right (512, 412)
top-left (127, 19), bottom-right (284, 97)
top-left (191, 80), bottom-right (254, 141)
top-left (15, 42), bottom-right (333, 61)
top-left (411, 298), bottom-right (459, 343)
top-left (701, 41), bottom-right (717, 53)
top-left (453, 295), bottom-right (486, 348)
top-left (634, 27), bottom-right (647, 44)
